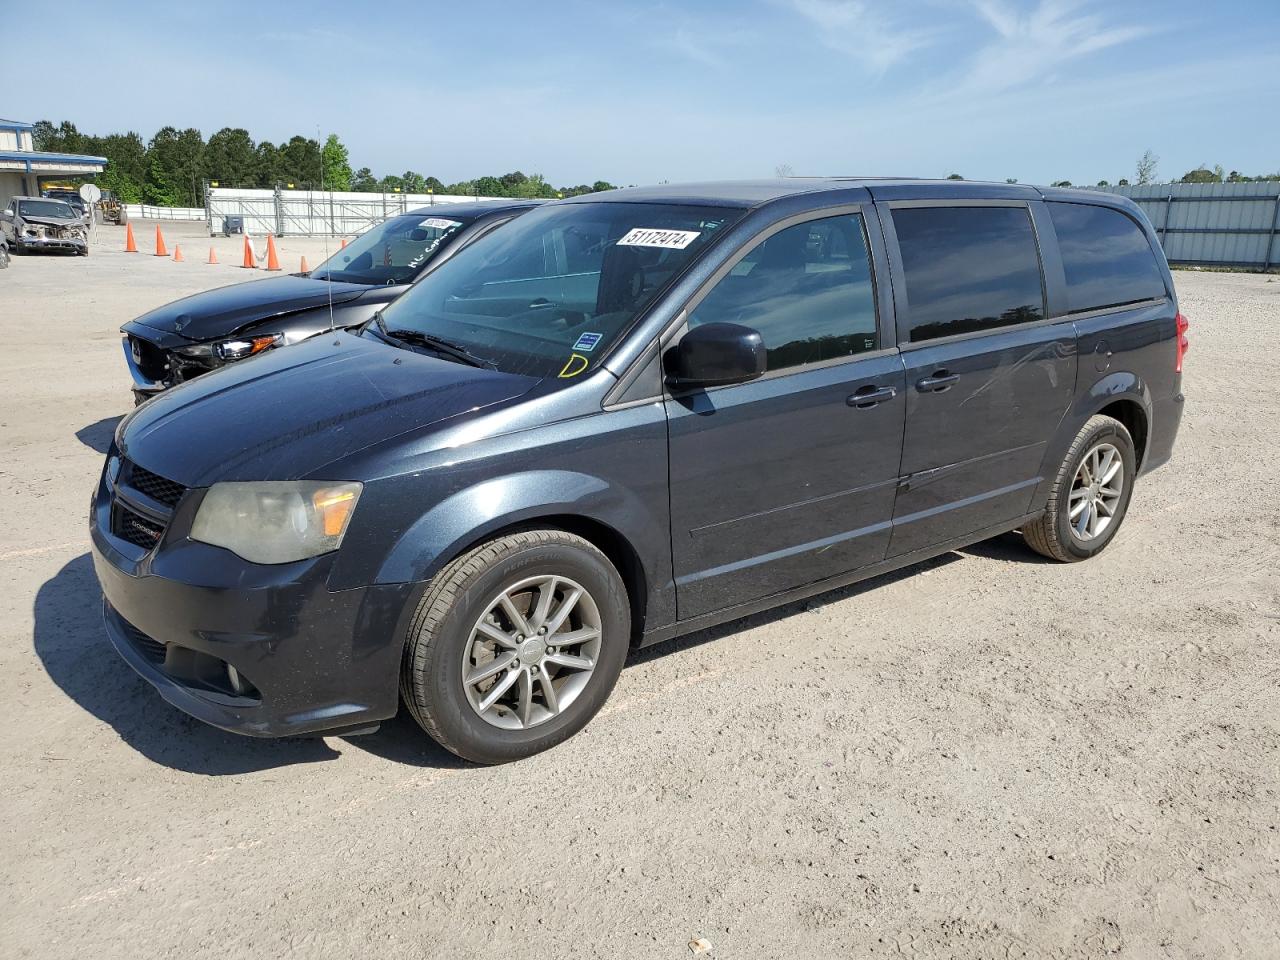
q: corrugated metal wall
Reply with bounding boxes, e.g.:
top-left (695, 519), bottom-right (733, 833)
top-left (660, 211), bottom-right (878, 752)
top-left (1083, 181), bottom-right (1280, 270)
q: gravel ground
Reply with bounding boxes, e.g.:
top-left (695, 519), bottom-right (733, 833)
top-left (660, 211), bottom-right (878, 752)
top-left (1, 227), bottom-right (1278, 959)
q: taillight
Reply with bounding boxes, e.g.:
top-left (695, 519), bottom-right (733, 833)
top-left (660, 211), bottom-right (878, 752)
top-left (1175, 311), bottom-right (1189, 373)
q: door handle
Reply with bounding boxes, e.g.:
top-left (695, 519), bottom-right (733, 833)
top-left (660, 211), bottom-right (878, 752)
top-left (847, 384), bottom-right (897, 408)
top-left (916, 371), bottom-right (960, 393)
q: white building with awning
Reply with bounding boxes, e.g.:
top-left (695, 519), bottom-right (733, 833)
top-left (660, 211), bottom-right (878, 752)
top-left (0, 118), bottom-right (106, 208)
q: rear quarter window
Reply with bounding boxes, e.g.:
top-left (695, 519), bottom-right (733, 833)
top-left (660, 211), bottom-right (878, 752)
top-left (1048, 202), bottom-right (1167, 313)
top-left (891, 206), bottom-right (1045, 342)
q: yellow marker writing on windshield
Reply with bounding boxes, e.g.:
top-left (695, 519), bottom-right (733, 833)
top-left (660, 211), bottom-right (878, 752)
top-left (558, 354), bottom-right (590, 379)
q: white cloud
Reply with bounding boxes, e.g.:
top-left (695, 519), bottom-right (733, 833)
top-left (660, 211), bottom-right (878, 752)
top-left (958, 0), bottom-right (1153, 95)
top-left (787, 0), bottom-right (937, 74)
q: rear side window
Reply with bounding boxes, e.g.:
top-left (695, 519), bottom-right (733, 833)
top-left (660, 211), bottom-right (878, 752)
top-left (688, 213), bottom-right (878, 371)
top-left (1049, 202), bottom-right (1166, 313)
top-left (892, 206), bottom-right (1045, 342)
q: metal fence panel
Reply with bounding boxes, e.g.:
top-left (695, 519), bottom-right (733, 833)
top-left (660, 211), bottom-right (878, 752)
top-left (123, 204), bottom-right (206, 221)
top-left (205, 188), bottom-right (512, 237)
top-left (1083, 181), bottom-right (1280, 269)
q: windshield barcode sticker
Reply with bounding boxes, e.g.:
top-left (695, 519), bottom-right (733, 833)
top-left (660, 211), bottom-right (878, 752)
top-left (617, 228), bottom-right (701, 249)
top-left (419, 218), bottom-right (462, 230)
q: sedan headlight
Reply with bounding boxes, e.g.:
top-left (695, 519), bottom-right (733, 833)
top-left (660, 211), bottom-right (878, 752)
top-left (216, 334), bottom-right (281, 361)
top-left (191, 481), bottom-right (362, 564)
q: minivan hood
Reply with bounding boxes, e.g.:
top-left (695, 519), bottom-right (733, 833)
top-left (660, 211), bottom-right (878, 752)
top-left (128, 274), bottom-right (372, 341)
top-left (118, 332), bottom-right (539, 485)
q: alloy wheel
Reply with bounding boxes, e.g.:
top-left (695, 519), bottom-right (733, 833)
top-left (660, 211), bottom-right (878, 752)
top-left (1068, 442), bottom-right (1124, 541)
top-left (462, 575), bottom-right (602, 730)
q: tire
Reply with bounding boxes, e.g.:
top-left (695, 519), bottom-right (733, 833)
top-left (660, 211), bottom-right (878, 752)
top-left (1023, 414), bottom-right (1136, 562)
top-left (401, 529), bottom-right (630, 764)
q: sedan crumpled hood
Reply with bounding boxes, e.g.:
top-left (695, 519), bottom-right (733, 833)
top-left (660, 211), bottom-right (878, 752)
top-left (118, 332), bottom-right (539, 485)
top-left (127, 274), bottom-right (372, 341)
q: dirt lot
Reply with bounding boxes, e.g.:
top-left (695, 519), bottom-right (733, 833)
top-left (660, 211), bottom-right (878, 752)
top-left (1, 225), bottom-right (1277, 959)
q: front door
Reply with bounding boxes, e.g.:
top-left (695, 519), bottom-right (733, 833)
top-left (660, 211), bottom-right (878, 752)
top-left (665, 210), bottom-right (906, 620)
top-left (880, 201), bottom-right (1077, 556)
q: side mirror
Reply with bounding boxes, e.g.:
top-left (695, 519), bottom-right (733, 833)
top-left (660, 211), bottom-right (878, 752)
top-left (665, 322), bottom-right (766, 388)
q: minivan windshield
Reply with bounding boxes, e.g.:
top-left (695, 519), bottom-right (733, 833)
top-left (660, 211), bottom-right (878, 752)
top-left (310, 212), bottom-right (474, 285)
top-left (372, 201), bottom-right (742, 380)
top-left (19, 200), bottom-right (78, 220)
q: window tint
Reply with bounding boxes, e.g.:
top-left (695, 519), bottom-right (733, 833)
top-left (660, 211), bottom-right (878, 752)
top-left (1049, 202), bottom-right (1166, 313)
top-left (892, 206), bottom-right (1044, 342)
top-left (689, 214), bottom-right (878, 371)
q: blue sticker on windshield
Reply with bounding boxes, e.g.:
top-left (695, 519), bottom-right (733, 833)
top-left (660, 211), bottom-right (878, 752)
top-left (573, 332), bottom-right (603, 352)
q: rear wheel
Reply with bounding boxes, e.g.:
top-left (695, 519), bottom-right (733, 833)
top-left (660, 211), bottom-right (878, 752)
top-left (1023, 414), bottom-right (1136, 562)
top-left (401, 529), bottom-right (630, 764)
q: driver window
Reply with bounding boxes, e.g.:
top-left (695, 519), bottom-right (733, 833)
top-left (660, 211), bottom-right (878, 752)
top-left (688, 213), bottom-right (878, 372)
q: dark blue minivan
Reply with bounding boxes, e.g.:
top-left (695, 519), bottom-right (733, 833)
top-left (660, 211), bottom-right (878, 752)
top-left (92, 179), bottom-right (1186, 762)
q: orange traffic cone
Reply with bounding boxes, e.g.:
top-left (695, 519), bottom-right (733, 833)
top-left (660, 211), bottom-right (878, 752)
top-left (300, 255), bottom-right (310, 273)
top-left (153, 226), bottom-right (168, 257)
top-left (241, 235), bottom-right (255, 269)
top-left (265, 234), bottom-right (282, 272)
top-left (207, 246), bottom-right (218, 265)
top-left (172, 245), bottom-right (184, 262)
top-left (340, 237), bottom-right (348, 249)
top-left (123, 223), bottom-right (138, 253)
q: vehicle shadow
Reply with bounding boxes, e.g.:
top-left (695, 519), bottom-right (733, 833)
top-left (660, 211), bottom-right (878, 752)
top-left (75, 416), bottom-right (123, 454)
top-left (958, 530), bottom-right (1053, 564)
top-left (34, 553), bottom-right (341, 774)
top-left (631, 549), bottom-right (967, 664)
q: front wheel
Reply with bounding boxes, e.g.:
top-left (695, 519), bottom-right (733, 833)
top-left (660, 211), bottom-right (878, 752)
top-left (401, 529), bottom-right (630, 764)
top-left (1023, 414), bottom-right (1137, 562)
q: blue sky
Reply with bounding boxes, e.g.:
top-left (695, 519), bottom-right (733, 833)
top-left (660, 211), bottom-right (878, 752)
top-left (8, 0), bottom-right (1279, 186)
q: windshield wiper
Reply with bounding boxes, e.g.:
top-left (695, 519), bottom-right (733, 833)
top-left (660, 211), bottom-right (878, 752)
top-left (371, 313), bottom-right (496, 369)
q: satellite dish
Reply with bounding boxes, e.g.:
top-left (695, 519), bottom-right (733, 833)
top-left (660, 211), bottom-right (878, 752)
top-left (79, 184), bottom-right (102, 204)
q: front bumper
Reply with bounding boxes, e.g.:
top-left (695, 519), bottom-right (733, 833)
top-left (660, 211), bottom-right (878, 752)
top-left (91, 463), bottom-right (415, 737)
top-left (16, 234), bottom-right (86, 252)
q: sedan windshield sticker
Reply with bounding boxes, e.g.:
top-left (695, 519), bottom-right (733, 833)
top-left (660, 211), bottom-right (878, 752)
top-left (572, 332), bottom-right (603, 352)
top-left (617, 227), bottom-right (701, 250)
top-left (558, 354), bottom-right (590, 379)
top-left (419, 217), bottom-right (462, 230)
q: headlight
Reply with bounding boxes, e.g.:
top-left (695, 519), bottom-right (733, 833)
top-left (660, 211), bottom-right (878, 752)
top-left (216, 334), bottom-right (281, 361)
top-left (191, 481), bottom-right (362, 564)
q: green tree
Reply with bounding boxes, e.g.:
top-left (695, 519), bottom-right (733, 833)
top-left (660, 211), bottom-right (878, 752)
top-left (254, 141), bottom-right (282, 187)
top-left (1180, 165), bottom-right (1222, 183)
top-left (424, 175), bottom-right (446, 194)
top-left (1117, 178), bottom-right (1130, 186)
top-left (590, 180), bottom-right (616, 192)
top-left (279, 136), bottom-right (322, 188)
top-left (1051, 180), bottom-right (1073, 187)
top-left (203, 127), bottom-right (256, 187)
top-left (946, 173), bottom-right (964, 180)
top-left (147, 126), bottom-right (205, 206)
top-left (400, 170), bottom-right (428, 193)
top-left (321, 134), bottom-right (352, 190)
top-left (1096, 180), bottom-right (1110, 187)
top-left (97, 132), bottom-right (147, 202)
top-left (499, 171), bottom-right (528, 193)
top-left (351, 167), bottom-right (378, 192)
top-left (143, 153), bottom-right (182, 206)
top-left (473, 176), bottom-right (504, 197)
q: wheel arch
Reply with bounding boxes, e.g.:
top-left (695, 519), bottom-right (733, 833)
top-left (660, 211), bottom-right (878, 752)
top-left (373, 470), bottom-right (658, 644)
top-left (1030, 371), bottom-right (1153, 513)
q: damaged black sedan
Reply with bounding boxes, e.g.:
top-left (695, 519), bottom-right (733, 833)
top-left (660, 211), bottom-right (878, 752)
top-left (120, 200), bottom-right (539, 403)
